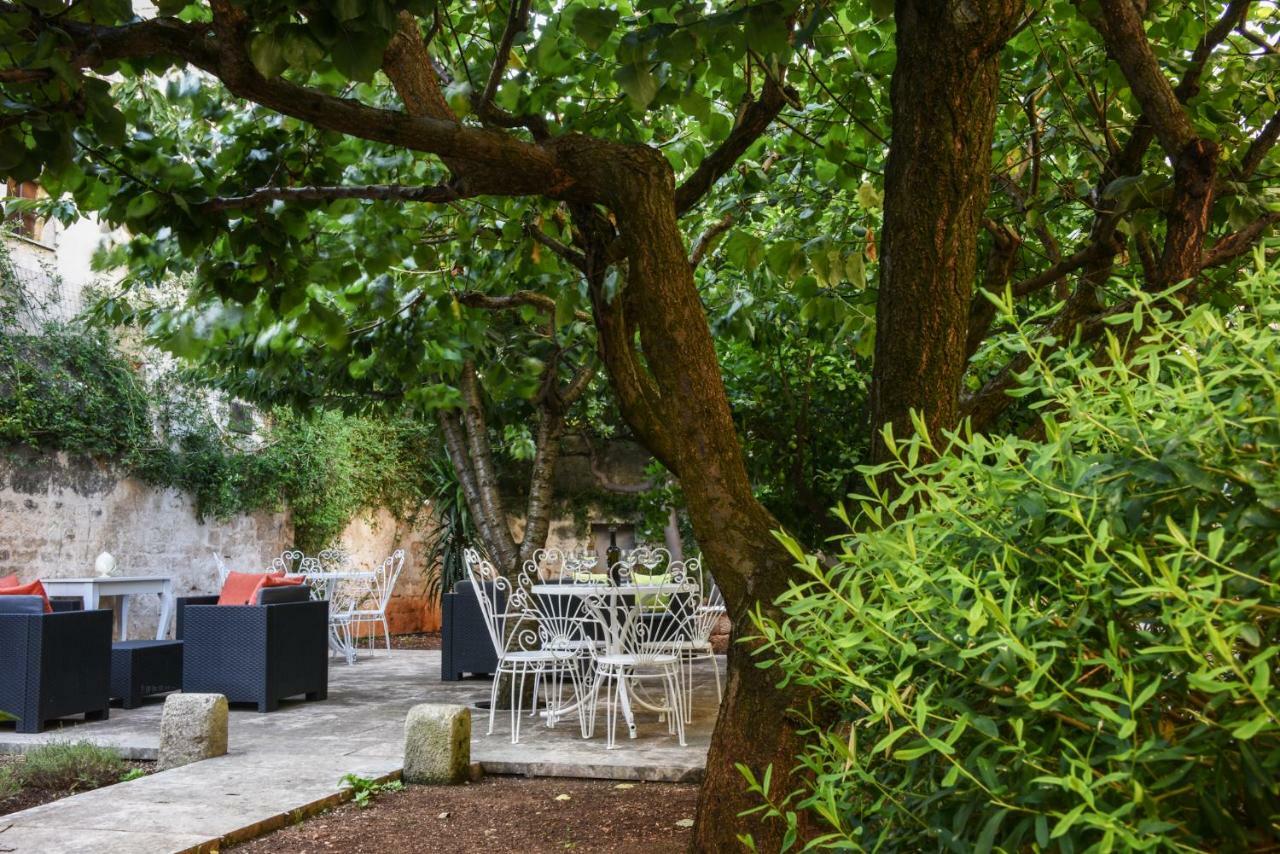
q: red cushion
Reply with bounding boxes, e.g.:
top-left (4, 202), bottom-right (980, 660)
top-left (218, 571), bottom-right (304, 605)
top-left (250, 573), bottom-right (306, 604)
top-left (0, 574), bottom-right (19, 588)
top-left (0, 580), bottom-right (52, 613)
top-left (217, 571), bottom-right (274, 606)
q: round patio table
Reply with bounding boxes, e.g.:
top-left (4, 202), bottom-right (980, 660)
top-left (529, 581), bottom-right (696, 740)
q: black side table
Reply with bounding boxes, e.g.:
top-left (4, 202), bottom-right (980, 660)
top-left (110, 640), bottom-right (183, 709)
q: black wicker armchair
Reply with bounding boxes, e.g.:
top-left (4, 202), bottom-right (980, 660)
top-left (0, 596), bottom-right (112, 733)
top-left (176, 585), bottom-right (329, 712)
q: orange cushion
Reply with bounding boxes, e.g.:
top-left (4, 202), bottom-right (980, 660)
top-left (0, 574), bottom-right (19, 588)
top-left (0, 580), bottom-right (52, 613)
top-left (252, 574), bottom-right (305, 602)
top-left (217, 571), bottom-right (274, 606)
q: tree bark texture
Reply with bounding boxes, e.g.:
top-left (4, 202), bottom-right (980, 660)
top-left (869, 0), bottom-right (1024, 461)
top-left (557, 146), bottom-right (822, 852)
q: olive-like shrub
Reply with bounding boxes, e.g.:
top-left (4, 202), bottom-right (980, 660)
top-left (747, 265), bottom-right (1280, 852)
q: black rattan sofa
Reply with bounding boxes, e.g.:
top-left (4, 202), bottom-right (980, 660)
top-left (0, 596), bottom-right (112, 733)
top-left (176, 585), bottom-right (329, 712)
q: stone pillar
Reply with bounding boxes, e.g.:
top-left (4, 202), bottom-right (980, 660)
top-left (402, 703), bottom-right (470, 784)
top-left (158, 693), bottom-right (229, 770)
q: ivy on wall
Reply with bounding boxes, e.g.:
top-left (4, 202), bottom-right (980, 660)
top-left (1, 241), bottom-right (434, 552)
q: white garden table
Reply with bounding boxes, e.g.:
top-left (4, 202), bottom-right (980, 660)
top-left (288, 570), bottom-right (376, 665)
top-left (529, 582), bottom-right (687, 740)
top-left (41, 576), bottom-right (175, 641)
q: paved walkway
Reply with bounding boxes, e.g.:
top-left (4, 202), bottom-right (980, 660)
top-left (0, 650), bottom-right (719, 853)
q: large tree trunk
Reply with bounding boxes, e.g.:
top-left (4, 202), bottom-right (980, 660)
top-left (564, 142), bottom-right (822, 851)
top-left (868, 0), bottom-right (1024, 460)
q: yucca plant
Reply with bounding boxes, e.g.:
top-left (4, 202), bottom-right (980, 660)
top-left (421, 449), bottom-right (485, 607)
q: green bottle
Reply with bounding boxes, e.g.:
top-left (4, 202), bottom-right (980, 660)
top-left (606, 528), bottom-right (622, 584)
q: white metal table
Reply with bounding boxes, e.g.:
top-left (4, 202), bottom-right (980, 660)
top-left (40, 576), bottom-right (176, 641)
top-left (529, 582), bottom-right (689, 739)
top-left (289, 570), bottom-right (375, 665)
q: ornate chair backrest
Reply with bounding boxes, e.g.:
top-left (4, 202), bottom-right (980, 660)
top-left (515, 559), bottom-right (590, 655)
top-left (211, 551), bottom-right (230, 587)
top-left (373, 549), bottom-right (405, 611)
top-left (584, 567), bottom-right (697, 665)
top-left (465, 547), bottom-right (517, 658)
top-left (272, 549), bottom-right (307, 575)
top-left (682, 556), bottom-right (725, 643)
top-left (526, 548), bottom-right (569, 582)
top-left (315, 548), bottom-right (352, 574)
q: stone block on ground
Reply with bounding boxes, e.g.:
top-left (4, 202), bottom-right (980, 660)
top-left (403, 703), bottom-right (470, 784)
top-left (159, 693), bottom-right (228, 770)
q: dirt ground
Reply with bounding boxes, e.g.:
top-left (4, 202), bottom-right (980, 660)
top-left (231, 775), bottom-right (699, 853)
top-left (388, 631), bottom-right (442, 651)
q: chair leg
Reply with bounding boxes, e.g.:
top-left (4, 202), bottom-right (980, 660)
top-left (529, 670), bottom-right (543, 718)
top-left (488, 669), bottom-right (501, 736)
top-left (382, 614), bottom-right (391, 652)
top-left (711, 651), bottom-right (723, 702)
top-left (511, 665), bottom-right (528, 744)
top-left (665, 666), bottom-right (686, 746)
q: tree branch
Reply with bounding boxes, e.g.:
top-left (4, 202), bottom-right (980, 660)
top-left (203, 183), bottom-right (464, 210)
top-left (1239, 110), bottom-right (1280, 180)
top-left (525, 223), bottom-right (587, 271)
top-left (1199, 212), bottom-right (1280, 269)
top-left (22, 5), bottom-right (574, 200)
top-left (476, 0), bottom-right (550, 140)
top-left (674, 74), bottom-right (793, 215)
top-left (455, 289), bottom-right (590, 322)
top-left (689, 212), bottom-right (735, 267)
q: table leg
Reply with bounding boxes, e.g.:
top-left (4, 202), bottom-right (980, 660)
top-left (119, 595), bottom-right (132, 641)
top-left (156, 582), bottom-right (175, 641)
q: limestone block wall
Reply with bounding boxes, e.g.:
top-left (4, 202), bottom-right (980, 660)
top-left (335, 507), bottom-right (441, 635)
top-left (0, 449), bottom-right (441, 636)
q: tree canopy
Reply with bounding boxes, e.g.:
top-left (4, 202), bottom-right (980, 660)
top-left (3, 0), bottom-right (1278, 847)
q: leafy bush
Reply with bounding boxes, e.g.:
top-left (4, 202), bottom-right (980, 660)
top-left (0, 321), bottom-right (153, 459)
top-left (16, 741), bottom-right (127, 792)
top-left (748, 268), bottom-right (1280, 851)
top-left (0, 323), bottom-right (435, 553)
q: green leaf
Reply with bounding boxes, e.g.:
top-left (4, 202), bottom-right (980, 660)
top-left (249, 34), bottom-right (287, 79)
top-left (573, 8), bottom-right (620, 51)
top-left (616, 65), bottom-right (658, 110)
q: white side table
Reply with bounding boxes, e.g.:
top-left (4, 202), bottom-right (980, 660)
top-left (40, 576), bottom-right (176, 641)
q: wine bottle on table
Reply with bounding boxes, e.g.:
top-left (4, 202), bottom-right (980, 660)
top-left (606, 528), bottom-right (622, 585)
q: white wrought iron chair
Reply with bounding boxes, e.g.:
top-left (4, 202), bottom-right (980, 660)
top-left (347, 549), bottom-right (405, 652)
top-left (271, 549), bottom-right (307, 575)
top-left (210, 550), bottom-right (231, 587)
top-left (518, 552), bottom-right (603, 723)
top-left (580, 567), bottom-right (696, 749)
top-left (466, 548), bottom-right (585, 744)
top-left (671, 557), bottom-right (725, 721)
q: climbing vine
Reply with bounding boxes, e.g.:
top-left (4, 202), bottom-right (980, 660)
top-left (0, 239), bottom-right (435, 551)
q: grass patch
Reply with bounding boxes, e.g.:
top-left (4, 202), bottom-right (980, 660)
top-left (13, 741), bottom-right (127, 792)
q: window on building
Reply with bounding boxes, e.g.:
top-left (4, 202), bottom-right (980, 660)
top-left (3, 179), bottom-right (45, 243)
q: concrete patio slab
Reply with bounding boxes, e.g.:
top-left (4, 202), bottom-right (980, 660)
top-left (0, 650), bottom-right (719, 853)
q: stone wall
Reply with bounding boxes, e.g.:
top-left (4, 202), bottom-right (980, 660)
top-left (0, 449), bottom-right (441, 636)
